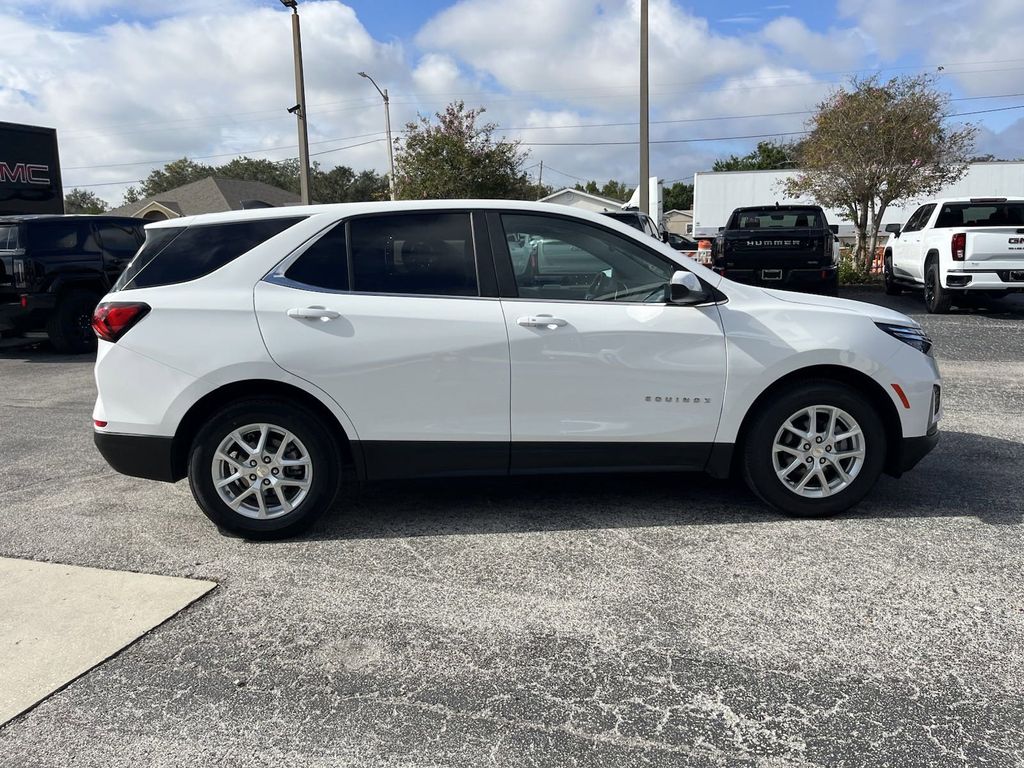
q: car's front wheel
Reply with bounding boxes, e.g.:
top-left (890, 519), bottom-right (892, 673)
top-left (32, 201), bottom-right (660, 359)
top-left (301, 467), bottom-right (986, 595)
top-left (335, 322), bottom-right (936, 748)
top-left (188, 399), bottom-right (342, 539)
top-left (741, 383), bottom-right (887, 517)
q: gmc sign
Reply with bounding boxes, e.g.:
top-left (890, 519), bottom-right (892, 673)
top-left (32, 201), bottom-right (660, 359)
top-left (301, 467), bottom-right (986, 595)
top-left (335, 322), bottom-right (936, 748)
top-left (0, 121), bottom-right (63, 215)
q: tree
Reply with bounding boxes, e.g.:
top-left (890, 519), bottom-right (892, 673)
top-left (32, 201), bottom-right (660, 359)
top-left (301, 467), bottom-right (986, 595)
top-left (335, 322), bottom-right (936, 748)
top-left (64, 188), bottom-right (109, 214)
top-left (713, 140), bottom-right (801, 172)
top-left (783, 75), bottom-right (977, 269)
top-left (663, 182), bottom-right (693, 211)
top-left (393, 101), bottom-right (532, 199)
top-left (140, 157), bottom-right (214, 196)
top-left (572, 180), bottom-right (634, 202)
top-left (218, 156), bottom-right (301, 193)
top-left (121, 186), bottom-right (143, 205)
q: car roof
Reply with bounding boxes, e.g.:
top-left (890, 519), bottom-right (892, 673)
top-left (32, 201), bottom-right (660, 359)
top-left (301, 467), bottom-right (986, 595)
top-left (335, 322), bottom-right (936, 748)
top-left (732, 205), bottom-right (823, 212)
top-left (143, 199), bottom-right (650, 230)
top-left (929, 197), bottom-right (1024, 204)
top-left (0, 214), bottom-right (145, 224)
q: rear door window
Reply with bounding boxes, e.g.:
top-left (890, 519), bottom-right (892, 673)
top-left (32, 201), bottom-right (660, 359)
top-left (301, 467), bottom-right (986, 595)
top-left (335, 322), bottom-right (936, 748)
top-left (116, 217), bottom-right (305, 290)
top-left (348, 213), bottom-right (478, 296)
top-left (284, 224), bottom-right (349, 291)
top-left (95, 222), bottom-right (144, 260)
top-left (28, 220), bottom-right (98, 253)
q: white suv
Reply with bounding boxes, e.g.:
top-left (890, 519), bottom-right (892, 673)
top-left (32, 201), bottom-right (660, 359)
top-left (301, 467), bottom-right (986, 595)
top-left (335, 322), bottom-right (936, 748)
top-left (92, 201), bottom-right (941, 539)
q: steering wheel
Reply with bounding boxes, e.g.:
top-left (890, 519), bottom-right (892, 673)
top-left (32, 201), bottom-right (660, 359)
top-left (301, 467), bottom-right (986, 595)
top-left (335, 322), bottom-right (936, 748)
top-left (586, 271), bottom-right (629, 301)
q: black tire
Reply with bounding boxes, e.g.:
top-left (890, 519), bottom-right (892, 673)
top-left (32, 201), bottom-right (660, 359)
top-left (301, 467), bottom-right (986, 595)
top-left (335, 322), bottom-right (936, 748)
top-left (741, 382), bottom-right (887, 517)
top-left (820, 275), bottom-right (839, 297)
top-left (924, 260), bottom-right (952, 314)
top-left (188, 398), bottom-right (342, 540)
top-left (47, 289), bottom-right (100, 354)
top-left (883, 253), bottom-right (901, 295)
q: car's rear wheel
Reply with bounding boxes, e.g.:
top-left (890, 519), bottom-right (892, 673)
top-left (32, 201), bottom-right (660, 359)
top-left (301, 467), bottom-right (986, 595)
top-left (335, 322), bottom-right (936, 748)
top-left (741, 382), bottom-right (887, 517)
top-left (188, 399), bottom-right (342, 539)
top-left (48, 289), bottom-right (100, 354)
top-left (924, 261), bottom-right (952, 314)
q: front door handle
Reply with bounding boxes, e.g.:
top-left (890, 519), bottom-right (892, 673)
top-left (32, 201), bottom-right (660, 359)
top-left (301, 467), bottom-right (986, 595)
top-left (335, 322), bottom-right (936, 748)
top-left (287, 306), bottom-right (341, 321)
top-left (517, 314), bottom-right (568, 329)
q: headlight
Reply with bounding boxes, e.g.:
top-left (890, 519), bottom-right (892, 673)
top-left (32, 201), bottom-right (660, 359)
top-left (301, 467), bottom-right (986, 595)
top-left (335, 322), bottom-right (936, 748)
top-left (876, 322), bottom-right (932, 355)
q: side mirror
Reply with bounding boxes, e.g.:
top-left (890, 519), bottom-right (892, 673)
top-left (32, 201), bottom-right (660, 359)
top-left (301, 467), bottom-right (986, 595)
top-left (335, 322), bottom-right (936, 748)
top-left (884, 224), bottom-right (902, 237)
top-left (717, 226), bottom-right (724, 233)
top-left (668, 270), bottom-right (707, 305)
top-left (828, 224), bottom-right (838, 235)
top-left (661, 231), bottom-right (670, 243)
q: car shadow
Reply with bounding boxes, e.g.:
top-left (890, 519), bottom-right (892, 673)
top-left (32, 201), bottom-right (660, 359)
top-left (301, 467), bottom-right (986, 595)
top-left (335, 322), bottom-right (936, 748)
top-left (842, 286), bottom-right (1024, 319)
top-left (0, 339), bottom-right (94, 363)
top-left (305, 430), bottom-right (1023, 541)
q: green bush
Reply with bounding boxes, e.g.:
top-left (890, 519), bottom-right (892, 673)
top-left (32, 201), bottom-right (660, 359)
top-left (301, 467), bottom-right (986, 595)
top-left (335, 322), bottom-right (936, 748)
top-left (837, 247), bottom-right (881, 285)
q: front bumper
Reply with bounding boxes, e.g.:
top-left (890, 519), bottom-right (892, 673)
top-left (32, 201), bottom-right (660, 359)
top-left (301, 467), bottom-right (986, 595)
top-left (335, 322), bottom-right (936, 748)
top-left (94, 430), bottom-right (179, 482)
top-left (890, 426), bottom-right (939, 476)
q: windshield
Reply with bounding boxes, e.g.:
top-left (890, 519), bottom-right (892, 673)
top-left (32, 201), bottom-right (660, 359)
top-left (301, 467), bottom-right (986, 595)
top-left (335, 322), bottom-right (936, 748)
top-left (730, 209), bottom-right (824, 229)
top-left (934, 202), bottom-right (1024, 228)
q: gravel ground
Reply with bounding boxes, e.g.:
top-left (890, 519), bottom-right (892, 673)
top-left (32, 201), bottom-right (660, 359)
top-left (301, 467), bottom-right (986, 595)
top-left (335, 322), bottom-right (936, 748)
top-left (0, 288), bottom-right (1022, 767)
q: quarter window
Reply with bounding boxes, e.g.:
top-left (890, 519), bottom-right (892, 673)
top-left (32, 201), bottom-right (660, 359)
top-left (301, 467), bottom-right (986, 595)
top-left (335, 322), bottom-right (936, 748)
top-left (348, 213), bottom-right (477, 296)
top-left (116, 217), bottom-right (304, 290)
top-left (500, 214), bottom-right (674, 302)
top-left (285, 224), bottom-right (349, 291)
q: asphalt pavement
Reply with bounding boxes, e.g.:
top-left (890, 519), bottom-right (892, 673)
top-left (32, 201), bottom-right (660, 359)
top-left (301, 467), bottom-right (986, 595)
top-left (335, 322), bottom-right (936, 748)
top-left (0, 288), bottom-right (1022, 767)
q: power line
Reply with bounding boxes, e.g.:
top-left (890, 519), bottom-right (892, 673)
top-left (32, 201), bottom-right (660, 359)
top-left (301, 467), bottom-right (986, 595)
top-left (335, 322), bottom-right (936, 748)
top-left (63, 131), bottom-right (386, 171)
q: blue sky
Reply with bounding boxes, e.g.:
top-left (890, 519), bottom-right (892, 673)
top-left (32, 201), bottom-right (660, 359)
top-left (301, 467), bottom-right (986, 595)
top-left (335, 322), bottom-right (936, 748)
top-left (6, 0), bottom-right (1023, 202)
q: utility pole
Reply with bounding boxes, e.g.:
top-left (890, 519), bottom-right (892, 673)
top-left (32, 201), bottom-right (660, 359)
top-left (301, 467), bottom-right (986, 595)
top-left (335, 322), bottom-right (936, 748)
top-left (281, 0), bottom-right (313, 205)
top-left (639, 0), bottom-right (650, 216)
top-left (538, 160), bottom-right (544, 199)
top-left (359, 72), bottom-right (396, 200)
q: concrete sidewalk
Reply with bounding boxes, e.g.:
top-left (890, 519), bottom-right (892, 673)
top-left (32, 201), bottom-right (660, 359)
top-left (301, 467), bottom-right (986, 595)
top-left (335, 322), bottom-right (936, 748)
top-left (0, 558), bottom-right (214, 725)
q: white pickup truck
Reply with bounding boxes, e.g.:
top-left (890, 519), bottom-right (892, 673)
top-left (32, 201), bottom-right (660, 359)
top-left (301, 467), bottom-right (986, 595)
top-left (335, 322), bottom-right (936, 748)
top-left (883, 197), bottom-right (1024, 313)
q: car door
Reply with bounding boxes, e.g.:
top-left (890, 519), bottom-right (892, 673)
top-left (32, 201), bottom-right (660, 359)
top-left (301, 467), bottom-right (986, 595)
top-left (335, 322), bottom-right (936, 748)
top-left (254, 211), bottom-right (511, 479)
top-left (892, 204), bottom-right (934, 283)
top-left (489, 211), bottom-right (728, 473)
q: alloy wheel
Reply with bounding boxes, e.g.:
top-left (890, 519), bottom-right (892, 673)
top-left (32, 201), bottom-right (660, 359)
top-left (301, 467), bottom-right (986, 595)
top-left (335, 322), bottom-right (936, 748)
top-left (772, 405), bottom-right (865, 498)
top-left (211, 423), bottom-right (313, 519)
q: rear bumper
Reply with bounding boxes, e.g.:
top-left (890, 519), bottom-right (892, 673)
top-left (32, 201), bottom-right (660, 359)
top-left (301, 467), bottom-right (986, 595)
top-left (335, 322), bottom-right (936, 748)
top-left (94, 430), bottom-right (178, 482)
top-left (0, 294), bottom-right (55, 332)
top-left (715, 265), bottom-right (837, 290)
top-left (949, 269), bottom-right (1024, 290)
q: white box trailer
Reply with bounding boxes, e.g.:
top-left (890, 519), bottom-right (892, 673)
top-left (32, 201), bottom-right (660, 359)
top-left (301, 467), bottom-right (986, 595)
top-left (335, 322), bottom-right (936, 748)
top-left (692, 162), bottom-right (1024, 240)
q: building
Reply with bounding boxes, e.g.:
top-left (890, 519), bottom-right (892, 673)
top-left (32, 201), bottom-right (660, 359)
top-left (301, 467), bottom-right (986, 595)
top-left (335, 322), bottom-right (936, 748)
top-left (539, 188), bottom-right (626, 213)
top-left (108, 176), bottom-right (301, 221)
top-left (692, 161), bottom-right (1024, 238)
top-left (664, 209), bottom-right (693, 236)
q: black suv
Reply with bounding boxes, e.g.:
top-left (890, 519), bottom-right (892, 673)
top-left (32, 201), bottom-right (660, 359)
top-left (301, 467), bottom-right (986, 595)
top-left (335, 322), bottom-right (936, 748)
top-left (0, 215), bottom-right (145, 352)
top-left (713, 205), bottom-right (839, 295)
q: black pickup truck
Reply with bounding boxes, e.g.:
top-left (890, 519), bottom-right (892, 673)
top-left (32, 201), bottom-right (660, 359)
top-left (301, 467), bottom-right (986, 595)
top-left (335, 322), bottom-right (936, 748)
top-left (0, 215), bottom-right (145, 353)
top-left (713, 204), bottom-right (839, 295)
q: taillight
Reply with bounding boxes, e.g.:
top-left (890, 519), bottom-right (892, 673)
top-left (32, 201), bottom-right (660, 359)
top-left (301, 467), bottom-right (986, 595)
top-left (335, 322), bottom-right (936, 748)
top-left (951, 232), bottom-right (966, 261)
top-left (92, 302), bottom-right (150, 342)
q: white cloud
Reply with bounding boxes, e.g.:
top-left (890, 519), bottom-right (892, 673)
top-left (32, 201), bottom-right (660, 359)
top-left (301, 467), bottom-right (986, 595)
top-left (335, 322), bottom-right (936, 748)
top-left (5, 0), bottom-right (1021, 207)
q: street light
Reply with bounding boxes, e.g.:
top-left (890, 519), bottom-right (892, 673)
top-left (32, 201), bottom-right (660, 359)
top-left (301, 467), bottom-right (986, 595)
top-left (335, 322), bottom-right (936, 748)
top-left (358, 71), bottom-right (396, 201)
top-left (280, 0), bottom-right (312, 204)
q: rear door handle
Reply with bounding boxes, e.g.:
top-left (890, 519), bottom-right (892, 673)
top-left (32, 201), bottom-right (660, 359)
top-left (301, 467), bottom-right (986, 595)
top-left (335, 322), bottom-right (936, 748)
top-left (517, 314), bottom-right (568, 329)
top-left (287, 306), bottom-right (341, 321)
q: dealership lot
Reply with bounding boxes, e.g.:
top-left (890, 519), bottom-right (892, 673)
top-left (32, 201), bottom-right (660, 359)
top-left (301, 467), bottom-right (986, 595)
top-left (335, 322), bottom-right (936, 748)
top-left (0, 290), bottom-right (1022, 767)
